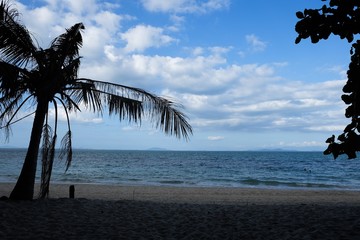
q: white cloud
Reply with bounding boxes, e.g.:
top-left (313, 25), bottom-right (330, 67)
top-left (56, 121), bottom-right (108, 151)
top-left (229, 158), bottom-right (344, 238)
top-left (97, 51), bottom-right (233, 91)
top-left (246, 34), bottom-right (267, 52)
top-left (69, 114), bottom-right (103, 124)
top-left (141, 0), bottom-right (185, 12)
top-left (121, 25), bottom-right (176, 53)
top-left (209, 46), bottom-right (231, 56)
top-left (141, 0), bottom-right (230, 13)
top-left (63, 0), bottom-right (98, 16)
top-left (306, 125), bottom-right (345, 132)
top-left (93, 11), bottom-right (122, 32)
top-left (277, 141), bottom-right (326, 148)
top-left (208, 136), bottom-right (225, 141)
top-left (191, 47), bottom-right (204, 56)
top-left (182, 94), bottom-right (210, 110)
top-left (47, 106), bottom-right (103, 124)
top-left (169, 14), bottom-right (185, 31)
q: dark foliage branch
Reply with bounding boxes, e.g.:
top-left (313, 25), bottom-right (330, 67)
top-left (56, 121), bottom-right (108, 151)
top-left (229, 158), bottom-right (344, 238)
top-left (296, 0), bottom-right (360, 159)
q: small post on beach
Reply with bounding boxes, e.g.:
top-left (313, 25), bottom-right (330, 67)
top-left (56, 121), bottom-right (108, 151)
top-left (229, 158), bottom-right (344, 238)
top-left (69, 185), bottom-right (75, 199)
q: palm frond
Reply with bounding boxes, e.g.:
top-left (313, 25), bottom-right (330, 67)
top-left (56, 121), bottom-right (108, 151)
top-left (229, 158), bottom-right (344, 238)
top-left (107, 93), bottom-right (143, 122)
top-left (0, 92), bottom-right (31, 120)
top-left (74, 79), bottom-right (193, 139)
top-left (60, 130), bottom-right (72, 172)
top-left (0, 0), bottom-right (17, 22)
top-left (149, 98), bottom-right (193, 140)
top-left (62, 57), bottom-right (81, 82)
top-left (66, 80), bottom-right (144, 121)
top-left (41, 122), bottom-right (52, 161)
top-left (56, 96), bottom-right (73, 171)
top-left (50, 23), bottom-right (84, 64)
top-left (39, 121), bottom-right (53, 199)
top-left (58, 93), bottom-right (81, 112)
top-left (67, 81), bottom-right (103, 113)
top-left (0, 93), bottom-right (22, 124)
top-left (0, 61), bottom-right (31, 133)
top-left (39, 101), bottom-right (59, 199)
top-left (39, 133), bottom-right (56, 199)
top-left (0, 61), bottom-right (22, 94)
top-left (0, 93), bottom-right (33, 139)
top-left (0, 111), bottom-right (34, 129)
top-left (0, 0), bottom-right (37, 66)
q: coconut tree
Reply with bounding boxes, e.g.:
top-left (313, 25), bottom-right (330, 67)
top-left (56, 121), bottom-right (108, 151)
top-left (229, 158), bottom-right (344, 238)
top-left (0, 0), bottom-right (192, 200)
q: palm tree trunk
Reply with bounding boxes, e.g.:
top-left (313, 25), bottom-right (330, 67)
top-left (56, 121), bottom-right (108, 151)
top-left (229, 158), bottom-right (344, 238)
top-left (10, 98), bottom-right (48, 200)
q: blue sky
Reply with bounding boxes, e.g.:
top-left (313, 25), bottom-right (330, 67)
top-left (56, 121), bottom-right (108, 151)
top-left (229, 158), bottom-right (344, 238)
top-left (0, 0), bottom-right (352, 151)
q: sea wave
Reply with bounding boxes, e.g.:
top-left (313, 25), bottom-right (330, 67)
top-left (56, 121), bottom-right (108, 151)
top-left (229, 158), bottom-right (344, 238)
top-left (2, 149), bottom-right (360, 190)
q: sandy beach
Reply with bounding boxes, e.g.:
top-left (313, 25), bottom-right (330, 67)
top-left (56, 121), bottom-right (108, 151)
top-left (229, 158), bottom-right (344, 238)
top-left (1, 183), bottom-right (360, 239)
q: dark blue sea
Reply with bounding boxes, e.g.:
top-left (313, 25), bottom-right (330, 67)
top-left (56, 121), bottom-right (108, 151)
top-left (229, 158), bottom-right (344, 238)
top-left (1, 149), bottom-right (360, 190)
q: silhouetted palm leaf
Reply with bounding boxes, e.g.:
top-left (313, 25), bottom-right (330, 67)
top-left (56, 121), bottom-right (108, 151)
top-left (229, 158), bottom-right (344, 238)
top-left (50, 23), bottom-right (84, 63)
top-left (0, 0), bottom-right (36, 66)
top-left (60, 130), bottom-right (72, 171)
top-left (39, 123), bottom-right (53, 198)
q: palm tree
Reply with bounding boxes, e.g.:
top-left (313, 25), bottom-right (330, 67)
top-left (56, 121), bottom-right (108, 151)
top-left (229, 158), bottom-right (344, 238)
top-left (0, 0), bottom-right (192, 200)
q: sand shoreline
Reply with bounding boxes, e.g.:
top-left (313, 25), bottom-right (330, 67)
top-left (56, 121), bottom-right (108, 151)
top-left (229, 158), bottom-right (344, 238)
top-left (2, 183), bottom-right (360, 239)
top-left (2, 182), bottom-right (360, 205)
top-left (1, 182), bottom-right (360, 204)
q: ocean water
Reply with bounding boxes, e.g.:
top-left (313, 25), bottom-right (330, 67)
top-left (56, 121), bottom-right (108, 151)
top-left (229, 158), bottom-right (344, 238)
top-left (1, 149), bottom-right (360, 190)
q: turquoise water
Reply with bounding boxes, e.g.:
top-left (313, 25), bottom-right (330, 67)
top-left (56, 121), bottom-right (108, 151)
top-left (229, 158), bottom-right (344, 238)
top-left (1, 149), bottom-right (360, 190)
